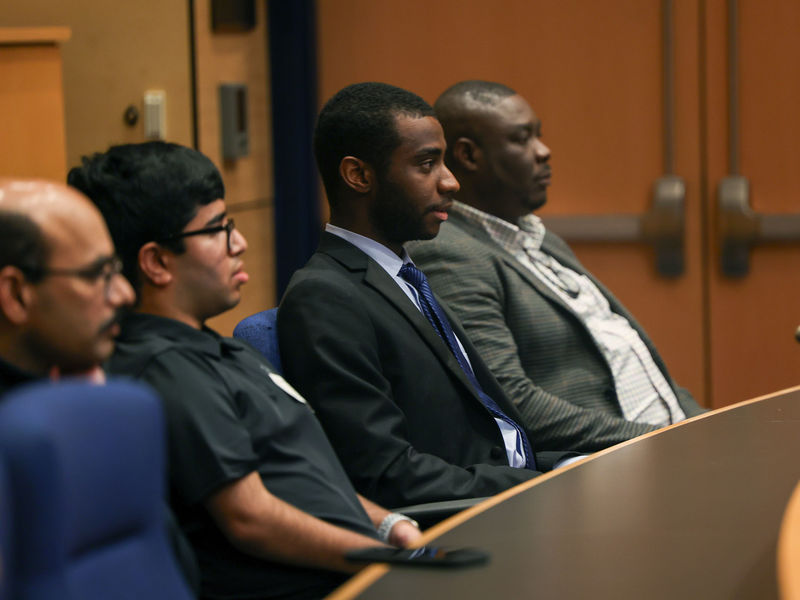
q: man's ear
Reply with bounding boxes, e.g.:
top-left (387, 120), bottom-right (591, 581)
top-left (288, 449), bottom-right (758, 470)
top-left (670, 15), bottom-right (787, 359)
top-left (0, 266), bottom-right (34, 324)
top-left (138, 242), bottom-right (173, 287)
top-left (452, 137), bottom-right (481, 172)
top-left (339, 156), bottom-right (374, 193)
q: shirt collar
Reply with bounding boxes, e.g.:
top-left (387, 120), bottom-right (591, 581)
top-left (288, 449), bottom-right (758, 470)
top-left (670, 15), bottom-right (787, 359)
top-left (0, 355), bottom-right (39, 394)
top-left (118, 312), bottom-right (243, 358)
top-left (325, 223), bottom-right (412, 273)
top-left (451, 201), bottom-right (546, 253)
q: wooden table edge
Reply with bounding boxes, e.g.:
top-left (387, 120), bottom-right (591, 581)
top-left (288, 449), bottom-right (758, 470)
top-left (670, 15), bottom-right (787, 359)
top-left (778, 478), bottom-right (800, 599)
top-left (327, 384), bottom-right (800, 600)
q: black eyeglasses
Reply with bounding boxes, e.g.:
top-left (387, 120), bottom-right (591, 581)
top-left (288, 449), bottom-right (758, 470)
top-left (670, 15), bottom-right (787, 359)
top-left (158, 219), bottom-right (237, 253)
top-left (23, 256), bottom-right (124, 299)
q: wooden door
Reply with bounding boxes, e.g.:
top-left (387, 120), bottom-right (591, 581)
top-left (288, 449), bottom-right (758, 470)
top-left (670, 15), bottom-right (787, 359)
top-left (317, 0), bottom-right (800, 408)
top-left (0, 28), bottom-right (70, 180)
top-left (703, 0), bottom-right (800, 406)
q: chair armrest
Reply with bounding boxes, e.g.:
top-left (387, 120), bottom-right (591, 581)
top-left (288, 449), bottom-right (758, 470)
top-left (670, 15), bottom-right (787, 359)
top-left (391, 497), bottom-right (489, 529)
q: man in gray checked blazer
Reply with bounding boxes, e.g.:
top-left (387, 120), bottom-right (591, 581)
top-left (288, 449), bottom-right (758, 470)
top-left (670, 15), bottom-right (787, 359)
top-left (409, 81), bottom-right (705, 452)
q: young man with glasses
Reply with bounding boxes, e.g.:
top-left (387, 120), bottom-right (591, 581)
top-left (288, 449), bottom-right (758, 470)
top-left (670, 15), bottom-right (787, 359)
top-left (0, 178), bottom-right (135, 391)
top-left (68, 142), bottom-right (420, 600)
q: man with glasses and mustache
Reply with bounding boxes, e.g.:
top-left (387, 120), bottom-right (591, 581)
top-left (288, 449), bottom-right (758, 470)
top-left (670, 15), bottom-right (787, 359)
top-left (0, 178), bottom-right (204, 592)
top-left (409, 81), bottom-right (705, 453)
top-left (69, 141), bottom-right (421, 600)
top-left (0, 178), bottom-right (135, 391)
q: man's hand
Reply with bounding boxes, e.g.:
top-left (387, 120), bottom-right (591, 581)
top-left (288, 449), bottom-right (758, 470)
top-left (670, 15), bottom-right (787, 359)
top-left (388, 519), bottom-right (421, 548)
top-left (356, 494), bottom-right (423, 547)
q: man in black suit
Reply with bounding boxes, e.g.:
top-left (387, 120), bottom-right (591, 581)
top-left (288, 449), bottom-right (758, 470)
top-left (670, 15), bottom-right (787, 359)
top-left (279, 83), bottom-right (577, 509)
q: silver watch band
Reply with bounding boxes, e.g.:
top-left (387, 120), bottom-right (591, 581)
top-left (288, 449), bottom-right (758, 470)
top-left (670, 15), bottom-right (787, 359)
top-left (377, 512), bottom-right (419, 542)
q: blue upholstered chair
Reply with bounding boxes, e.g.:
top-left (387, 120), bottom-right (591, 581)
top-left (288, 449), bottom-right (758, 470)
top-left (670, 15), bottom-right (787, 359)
top-left (0, 380), bottom-right (194, 600)
top-left (0, 458), bottom-right (11, 600)
top-left (233, 307), bottom-right (282, 373)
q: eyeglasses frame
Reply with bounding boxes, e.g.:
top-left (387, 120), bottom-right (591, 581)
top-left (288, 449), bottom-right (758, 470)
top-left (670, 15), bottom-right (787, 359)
top-left (21, 255), bottom-right (125, 300)
top-left (158, 218), bottom-right (236, 253)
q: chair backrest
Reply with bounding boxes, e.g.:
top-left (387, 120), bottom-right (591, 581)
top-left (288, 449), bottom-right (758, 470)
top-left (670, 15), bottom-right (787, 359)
top-left (233, 307), bottom-right (282, 373)
top-left (0, 458), bottom-right (11, 600)
top-left (0, 380), bottom-right (194, 600)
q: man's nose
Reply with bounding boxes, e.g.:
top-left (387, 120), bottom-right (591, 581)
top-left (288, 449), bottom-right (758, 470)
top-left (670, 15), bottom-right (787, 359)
top-left (440, 165), bottom-right (460, 194)
top-left (229, 226), bottom-right (248, 255)
top-left (535, 139), bottom-right (551, 163)
top-left (108, 273), bottom-right (135, 307)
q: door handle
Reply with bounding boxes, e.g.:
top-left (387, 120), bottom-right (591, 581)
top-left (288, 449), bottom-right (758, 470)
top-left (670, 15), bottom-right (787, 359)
top-left (541, 175), bottom-right (685, 278)
top-left (717, 175), bottom-right (800, 277)
top-left (540, 3), bottom-right (685, 278)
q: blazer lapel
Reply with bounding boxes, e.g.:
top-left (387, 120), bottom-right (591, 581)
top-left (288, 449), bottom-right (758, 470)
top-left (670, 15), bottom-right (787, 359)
top-left (540, 232), bottom-right (675, 381)
top-left (541, 233), bottom-right (650, 338)
top-left (319, 233), bottom-right (487, 405)
top-left (451, 215), bottom-right (577, 315)
top-left (446, 306), bottom-right (528, 425)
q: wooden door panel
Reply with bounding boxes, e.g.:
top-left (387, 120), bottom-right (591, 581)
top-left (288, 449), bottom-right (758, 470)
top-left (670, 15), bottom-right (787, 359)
top-left (704, 0), bottom-right (800, 407)
top-left (0, 39), bottom-right (68, 179)
top-left (0, 0), bottom-right (193, 170)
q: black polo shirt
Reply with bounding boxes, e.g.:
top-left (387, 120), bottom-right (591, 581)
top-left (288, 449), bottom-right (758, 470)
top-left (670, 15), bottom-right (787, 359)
top-left (108, 313), bottom-right (377, 600)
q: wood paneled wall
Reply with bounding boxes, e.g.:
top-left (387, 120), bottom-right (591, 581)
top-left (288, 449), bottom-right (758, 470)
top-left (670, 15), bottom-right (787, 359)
top-left (0, 28), bottom-right (70, 180)
top-left (0, 0), bottom-right (276, 335)
top-left (316, 0), bottom-right (708, 402)
top-left (0, 0), bottom-right (194, 170)
top-left (194, 0), bottom-right (276, 334)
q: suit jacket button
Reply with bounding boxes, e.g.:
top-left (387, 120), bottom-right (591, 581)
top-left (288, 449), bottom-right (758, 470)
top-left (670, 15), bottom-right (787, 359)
top-left (490, 446), bottom-right (504, 459)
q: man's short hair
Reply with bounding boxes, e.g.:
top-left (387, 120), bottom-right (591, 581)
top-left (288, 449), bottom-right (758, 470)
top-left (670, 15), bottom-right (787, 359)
top-left (434, 80), bottom-right (517, 116)
top-left (0, 211), bottom-right (49, 281)
top-left (314, 82), bottom-right (434, 206)
top-left (434, 80), bottom-right (518, 165)
top-left (67, 142), bottom-right (224, 291)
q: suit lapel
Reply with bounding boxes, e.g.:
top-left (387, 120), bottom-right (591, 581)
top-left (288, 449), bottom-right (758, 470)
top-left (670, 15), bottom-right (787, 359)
top-left (540, 233), bottom-right (664, 352)
top-left (318, 233), bottom-right (489, 406)
top-left (445, 304), bottom-right (528, 425)
top-left (540, 232), bottom-right (675, 382)
top-left (450, 215), bottom-right (577, 315)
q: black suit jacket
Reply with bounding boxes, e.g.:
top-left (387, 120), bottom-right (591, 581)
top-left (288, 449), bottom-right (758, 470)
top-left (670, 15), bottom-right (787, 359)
top-left (278, 233), bottom-right (562, 508)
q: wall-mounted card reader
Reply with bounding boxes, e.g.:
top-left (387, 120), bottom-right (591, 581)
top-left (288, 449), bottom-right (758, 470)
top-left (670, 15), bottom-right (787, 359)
top-left (144, 90), bottom-right (166, 140)
top-left (219, 83), bottom-right (249, 160)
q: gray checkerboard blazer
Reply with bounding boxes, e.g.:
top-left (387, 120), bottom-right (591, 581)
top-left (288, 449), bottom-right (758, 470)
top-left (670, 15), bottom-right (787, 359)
top-left (408, 211), bottom-right (704, 452)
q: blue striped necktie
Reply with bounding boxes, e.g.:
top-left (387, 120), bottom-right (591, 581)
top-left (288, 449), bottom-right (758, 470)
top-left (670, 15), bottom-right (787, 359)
top-left (398, 262), bottom-right (536, 470)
